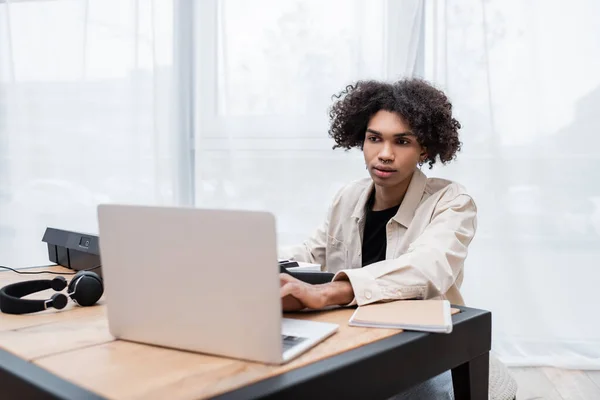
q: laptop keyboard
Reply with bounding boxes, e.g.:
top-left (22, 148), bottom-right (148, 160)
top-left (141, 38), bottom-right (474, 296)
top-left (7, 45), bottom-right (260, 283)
top-left (281, 334), bottom-right (307, 352)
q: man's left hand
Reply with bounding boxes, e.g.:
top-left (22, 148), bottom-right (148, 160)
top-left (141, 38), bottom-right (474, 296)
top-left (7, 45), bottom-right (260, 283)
top-left (279, 273), bottom-right (354, 312)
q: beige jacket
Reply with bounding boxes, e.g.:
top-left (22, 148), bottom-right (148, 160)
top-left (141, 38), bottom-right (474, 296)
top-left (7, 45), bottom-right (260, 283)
top-left (279, 168), bottom-right (477, 307)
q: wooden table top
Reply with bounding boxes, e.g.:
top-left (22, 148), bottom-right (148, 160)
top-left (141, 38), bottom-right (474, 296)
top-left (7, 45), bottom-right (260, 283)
top-left (0, 266), bottom-right (458, 400)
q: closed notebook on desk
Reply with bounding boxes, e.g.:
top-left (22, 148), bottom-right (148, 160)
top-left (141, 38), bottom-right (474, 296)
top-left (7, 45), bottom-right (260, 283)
top-left (348, 300), bottom-right (453, 333)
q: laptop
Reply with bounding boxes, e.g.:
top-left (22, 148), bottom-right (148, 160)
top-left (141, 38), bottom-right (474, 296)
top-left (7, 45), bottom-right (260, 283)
top-left (96, 204), bottom-right (339, 364)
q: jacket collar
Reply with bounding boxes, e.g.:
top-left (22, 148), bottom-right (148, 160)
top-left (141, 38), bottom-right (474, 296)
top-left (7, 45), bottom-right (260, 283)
top-left (351, 168), bottom-right (427, 228)
top-left (393, 168), bottom-right (427, 227)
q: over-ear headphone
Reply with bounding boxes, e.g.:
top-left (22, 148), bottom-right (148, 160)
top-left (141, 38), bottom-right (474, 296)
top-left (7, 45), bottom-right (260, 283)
top-left (0, 270), bottom-right (103, 315)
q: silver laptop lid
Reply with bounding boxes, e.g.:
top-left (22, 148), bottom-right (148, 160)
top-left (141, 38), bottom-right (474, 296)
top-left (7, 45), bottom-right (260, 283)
top-left (97, 204), bottom-right (284, 363)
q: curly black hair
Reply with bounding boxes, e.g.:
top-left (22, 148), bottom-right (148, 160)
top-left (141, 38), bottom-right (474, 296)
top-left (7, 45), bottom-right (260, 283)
top-left (327, 78), bottom-right (462, 169)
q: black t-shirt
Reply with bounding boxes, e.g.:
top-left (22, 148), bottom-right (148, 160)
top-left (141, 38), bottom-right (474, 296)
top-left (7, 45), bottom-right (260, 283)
top-left (361, 190), bottom-right (400, 267)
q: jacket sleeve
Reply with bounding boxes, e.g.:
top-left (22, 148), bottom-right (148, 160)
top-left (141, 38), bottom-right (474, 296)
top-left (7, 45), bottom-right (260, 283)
top-left (332, 193), bottom-right (477, 306)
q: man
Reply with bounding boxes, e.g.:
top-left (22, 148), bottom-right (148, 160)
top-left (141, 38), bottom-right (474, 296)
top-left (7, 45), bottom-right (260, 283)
top-left (277, 78), bottom-right (477, 399)
top-left (279, 78), bottom-right (477, 313)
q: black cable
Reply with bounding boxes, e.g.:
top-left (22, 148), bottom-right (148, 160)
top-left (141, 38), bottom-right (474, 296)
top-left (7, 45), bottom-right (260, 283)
top-left (0, 265), bottom-right (101, 275)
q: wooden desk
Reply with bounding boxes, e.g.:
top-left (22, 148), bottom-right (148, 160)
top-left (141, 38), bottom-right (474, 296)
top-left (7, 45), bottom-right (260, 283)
top-left (0, 266), bottom-right (491, 400)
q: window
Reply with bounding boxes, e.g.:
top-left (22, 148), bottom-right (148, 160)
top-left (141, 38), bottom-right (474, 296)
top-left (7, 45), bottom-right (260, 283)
top-left (191, 0), bottom-right (424, 245)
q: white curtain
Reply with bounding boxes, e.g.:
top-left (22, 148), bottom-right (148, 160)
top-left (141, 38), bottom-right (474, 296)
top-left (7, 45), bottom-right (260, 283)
top-left (424, 0), bottom-right (600, 368)
top-left (7, 0), bottom-right (595, 371)
top-left (192, 0), bottom-right (424, 248)
top-left (0, 0), bottom-right (179, 268)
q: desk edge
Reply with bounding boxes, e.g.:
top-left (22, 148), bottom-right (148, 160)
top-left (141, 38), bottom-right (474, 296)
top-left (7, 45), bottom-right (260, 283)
top-left (0, 347), bottom-right (106, 400)
top-left (212, 305), bottom-right (492, 400)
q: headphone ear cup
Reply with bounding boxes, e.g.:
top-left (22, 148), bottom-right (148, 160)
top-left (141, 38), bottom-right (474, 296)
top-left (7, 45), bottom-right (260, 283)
top-left (50, 293), bottom-right (68, 310)
top-left (51, 276), bottom-right (67, 291)
top-left (68, 271), bottom-right (103, 307)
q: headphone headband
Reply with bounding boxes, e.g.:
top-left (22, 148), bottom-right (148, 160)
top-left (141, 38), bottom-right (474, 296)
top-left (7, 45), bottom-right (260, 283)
top-left (0, 272), bottom-right (102, 315)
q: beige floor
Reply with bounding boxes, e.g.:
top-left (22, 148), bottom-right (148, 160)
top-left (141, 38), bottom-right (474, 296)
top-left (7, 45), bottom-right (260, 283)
top-left (509, 367), bottom-right (600, 400)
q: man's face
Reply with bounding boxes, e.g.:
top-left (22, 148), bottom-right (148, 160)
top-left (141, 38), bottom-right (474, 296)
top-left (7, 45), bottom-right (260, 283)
top-left (363, 110), bottom-right (425, 188)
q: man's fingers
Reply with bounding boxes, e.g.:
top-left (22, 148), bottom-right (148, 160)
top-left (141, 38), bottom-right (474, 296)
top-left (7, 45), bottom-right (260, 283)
top-left (280, 273), bottom-right (293, 285)
top-left (280, 283), bottom-right (291, 298)
top-left (280, 279), bottom-right (305, 311)
top-left (280, 281), bottom-right (299, 298)
top-left (281, 294), bottom-right (303, 312)
top-left (279, 272), bottom-right (300, 285)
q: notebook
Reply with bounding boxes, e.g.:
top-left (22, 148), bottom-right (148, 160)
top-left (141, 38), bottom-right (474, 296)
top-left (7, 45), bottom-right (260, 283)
top-left (348, 300), bottom-right (453, 333)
